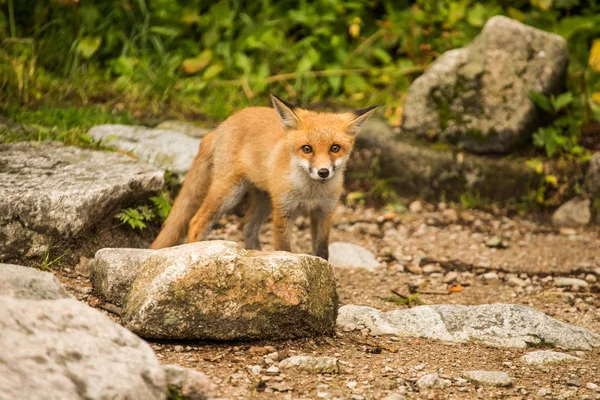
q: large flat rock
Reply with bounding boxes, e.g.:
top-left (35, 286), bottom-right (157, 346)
top-left (88, 124), bottom-right (202, 177)
top-left (91, 241), bottom-right (338, 340)
top-left (402, 16), bottom-right (568, 154)
top-left (0, 142), bottom-right (163, 261)
top-left (0, 295), bottom-right (166, 399)
top-left (337, 304), bottom-right (600, 350)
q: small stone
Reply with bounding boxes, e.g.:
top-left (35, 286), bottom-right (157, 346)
top-left (507, 276), bottom-right (527, 287)
top-left (409, 201), bottom-right (423, 213)
top-left (486, 236), bottom-right (509, 248)
top-left (585, 274), bottom-right (597, 283)
top-left (269, 381), bottom-right (292, 392)
top-left (279, 355), bottom-right (339, 374)
top-left (417, 373), bottom-right (451, 389)
top-left (248, 365), bottom-right (262, 376)
top-left (554, 277), bottom-right (589, 288)
top-left (162, 364), bottom-right (217, 400)
top-left (174, 345), bottom-right (184, 352)
top-left (537, 387), bottom-right (550, 397)
top-left (442, 209), bottom-right (458, 222)
top-left (559, 228), bottom-right (577, 236)
top-left (482, 272), bottom-right (499, 280)
top-left (351, 395), bottom-right (366, 400)
top-left (422, 264), bottom-right (442, 274)
top-left (552, 198), bottom-right (591, 228)
top-left (317, 392), bottom-right (331, 398)
top-left (347, 381), bottom-right (358, 389)
top-left (586, 382), bottom-right (598, 390)
top-left (443, 271), bottom-right (459, 284)
top-left (265, 366), bottom-right (280, 375)
top-left (463, 370), bottom-right (513, 387)
top-left (407, 264), bottom-right (423, 275)
top-left (520, 351), bottom-right (583, 365)
top-left (566, 379), bottom-right (580, 387)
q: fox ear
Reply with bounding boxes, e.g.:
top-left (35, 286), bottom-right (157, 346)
top-left (346, 105), bottom-right (379, 135)
top-left (271, 94), bottom-right (300, 130)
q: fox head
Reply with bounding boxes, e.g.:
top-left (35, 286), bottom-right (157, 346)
top-left (271, 94), bottom-right (378, 183)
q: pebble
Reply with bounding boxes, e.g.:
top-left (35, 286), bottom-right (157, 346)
top-left (520, 351), bottom-right (583, 365)
top-left (347, 381), bottom-right (358, 389)
top-left (463, 370), bottom-right (513, 387)
top-left (409, 200), bottom-right (423, 213)
top-left (554, 277), bottom-right (589, 288)
top-left (317, 392), bottom-right (330, 398)
top-left (507, 276), bottom-right (527, 287)
top-left (247, 365), bottom-right (262, 376)
top-left (351, 396), bottom-right (366, 400)
top-left (481, 272), bottom-right (499, 280)
top-left (443, 271), bottom-right (459, 283)
top-left (174, 345), bottom-right (184, 352)
top-left (566, 379), bottom-right (581, 387)
top-left (422, 264), bottom-right (442, 274)
top-left (586, 382), bottom-right (598, 390)
top-left (265, 366), bottom-right (280, 375)
top-left (585, 274), bottom-right (597, 283)
top-left (537, 387), bottom-right (550, 397)
top-left (417, 373), bottom-right (451, 389)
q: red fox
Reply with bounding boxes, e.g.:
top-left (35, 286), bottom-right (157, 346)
top-left (150, 95), bottom-right (377, 260)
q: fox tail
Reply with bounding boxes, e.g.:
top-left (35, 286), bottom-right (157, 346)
top-left (150, 134), bottom-right (214, 249)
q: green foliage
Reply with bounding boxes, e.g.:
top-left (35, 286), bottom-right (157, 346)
top-left (39, 245), bottom-right (68, 271)
top-left (0, 105), bottom-right (134, 147)
top-left (528, 91), bottom-right (587, 157)
top-left (150, 193), bottom-right (172, 222)
top-left (116, 191), bottom-right (173, 231)
top-left (115, 206), bottom-right (155, 230)
top-left (382, 290), bottom-right (424, 308)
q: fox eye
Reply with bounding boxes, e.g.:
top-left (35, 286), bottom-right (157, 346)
top-left (330, 144), bottom-right (341, 153)
top-left (301, 145), bottom-right (312, 154)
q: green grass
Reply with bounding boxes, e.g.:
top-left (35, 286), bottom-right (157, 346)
top-left (0, 105), bottom-right (135, 147)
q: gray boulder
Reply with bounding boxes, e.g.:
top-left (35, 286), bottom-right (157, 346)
top-left (0, 142), bottom-right (163, 261)
top-left (328, 242), bottom-right (380, 269)
top-left (92, 241), bottom-right (338, 340)
top-left (585, 152), bottom-right (600, 197)
top-left (88, 124), bottom-right (201, 177)
top-left (552, 198), bottom-right (591, 228)
top-left (0, 296), bottom-right (166, 399)
top-left (337, 304), bottom-right (600, 350)
top-left (402, 16), bottom-right (568, 153)
top-left (0, 263), bottom-right (70, 300)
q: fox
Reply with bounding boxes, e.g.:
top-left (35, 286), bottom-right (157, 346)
top-left (150, 94), bottom-right (378, 260)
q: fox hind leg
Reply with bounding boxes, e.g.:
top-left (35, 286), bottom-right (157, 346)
top-left (187, 176), bottom-right (248, 243)
top-left (242, 188), bottom-right (272, 250)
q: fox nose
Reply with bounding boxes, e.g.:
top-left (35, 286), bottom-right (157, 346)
top-left (317, 168), bottom-right (330, 178)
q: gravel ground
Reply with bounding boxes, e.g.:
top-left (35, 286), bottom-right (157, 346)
top-left (55, 202), bottom-right (600, 399)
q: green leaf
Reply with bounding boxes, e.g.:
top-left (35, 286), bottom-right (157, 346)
top-left (528, 91), bottom-right (553, 113)
top-left (77, 36), bottom-right (102, 59)
top-left (466, 3), bottom-right (487, 27)
top-left (182, 50), bottom-right (213, 74)
top-left (149, 26), bottom-right (181, 38)
top-left (202, 63), bottom-right (223, 80)
top-left (551, 92), bottom-right (574, 111)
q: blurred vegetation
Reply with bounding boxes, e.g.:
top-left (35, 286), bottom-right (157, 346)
top-left (1, 0), bottom-right (599, 125)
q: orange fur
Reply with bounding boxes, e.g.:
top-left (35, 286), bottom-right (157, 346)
top-left (150, 95), bottom-right (377, 260)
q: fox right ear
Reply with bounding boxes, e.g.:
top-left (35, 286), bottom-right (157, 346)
top-left (271, 94), bottom-right (300, 130)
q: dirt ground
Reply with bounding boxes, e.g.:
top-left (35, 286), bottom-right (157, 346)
top-left (55, 203), bottom-right (600, 399)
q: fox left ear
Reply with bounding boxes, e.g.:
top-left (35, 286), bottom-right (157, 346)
top-left (345, 105), bottom-right (379, 135)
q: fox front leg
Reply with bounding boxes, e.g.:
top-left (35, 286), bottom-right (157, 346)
top-left (310, 209), bottom-right (332, 260)
top-left (272, 205), bottom-right (292, 253)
